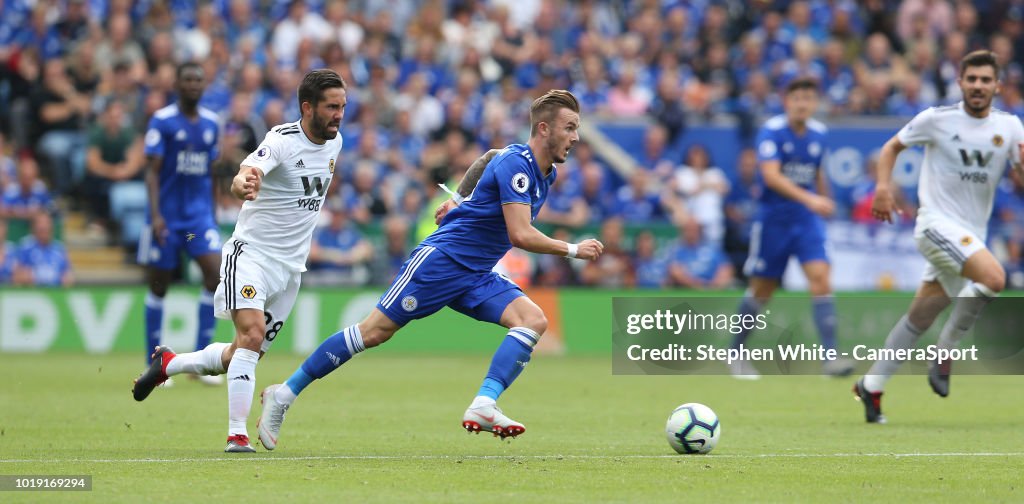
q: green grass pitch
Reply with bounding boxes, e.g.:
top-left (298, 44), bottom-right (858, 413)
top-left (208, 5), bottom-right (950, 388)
top-left (0, 352), bottom-right (1020, 502)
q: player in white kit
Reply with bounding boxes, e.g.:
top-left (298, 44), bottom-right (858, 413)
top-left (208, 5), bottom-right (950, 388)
top-left (132, 69), bottom-right (348, 452)
top-left (853, 51), bottom-right (1024, 423)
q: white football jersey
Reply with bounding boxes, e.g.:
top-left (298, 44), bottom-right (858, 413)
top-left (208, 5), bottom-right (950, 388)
top-left (897, 102), bottom-right (1024, 238)
top-left (234, 121), bottom-right (343, 271)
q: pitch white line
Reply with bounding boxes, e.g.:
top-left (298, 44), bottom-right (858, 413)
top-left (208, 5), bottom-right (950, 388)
top-left (1, 453), bottom-right (1021, 464)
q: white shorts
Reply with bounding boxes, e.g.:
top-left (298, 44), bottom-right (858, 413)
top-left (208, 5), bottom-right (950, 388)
top-left (214, 238), bottom-right (301, 353)
top-left (914, 216), bottom-right (986, 297)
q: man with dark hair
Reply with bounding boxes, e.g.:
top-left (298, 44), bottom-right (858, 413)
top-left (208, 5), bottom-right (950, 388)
top-left (728, 76), bottom-right (854, 379)
top-left (854, 50), bottom-right (1024, 423)
top-left (254, 90), bottom-right (604, 450)
top-left (136, 62), bottom-right (222, 384)
top-left (131, 69), bottom-right (349, 453)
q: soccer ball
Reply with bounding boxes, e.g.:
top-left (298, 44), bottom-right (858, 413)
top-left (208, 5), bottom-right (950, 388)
top-left (665, 403), bottom-right (721, 454)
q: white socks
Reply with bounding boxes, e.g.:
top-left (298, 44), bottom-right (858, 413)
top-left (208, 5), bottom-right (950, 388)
top-left (165, 343), bottom-right (229, 376)
top-left (470, 396), bottom-right (496, 409)
top-left (227, 348), bottom-right (259, 436)
top-left (937, 283), bottom-right (996, 351)
top-left (864, 315), bottom-right (924, 393)
top-left (274, 384), bottom-right (297, 406)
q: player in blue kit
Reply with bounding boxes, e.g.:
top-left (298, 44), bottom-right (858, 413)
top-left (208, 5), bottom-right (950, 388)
top-left (138, 62), bottom-right (223, 385)
top-left (729, 78), bottom-right (853, 379)
top-left (255, 90), bottom-right (604, 450)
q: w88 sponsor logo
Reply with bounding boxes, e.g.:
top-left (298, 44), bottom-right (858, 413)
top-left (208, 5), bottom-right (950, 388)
top-left (297, 197), bottom-right (322, 212)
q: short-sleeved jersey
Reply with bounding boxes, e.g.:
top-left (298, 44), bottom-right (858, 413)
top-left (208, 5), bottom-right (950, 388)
top-left (144, 104), bottom-right (220, 230)
top-left (754, 115), bottom-right (829, 222)
top-left (424, 144), bottom-right (555, 272)
top-left (234, 121), bottom-right (344, 272)
top-left (897, 102), bottom-right (1024, 238)
top-left (16, 237), bottom-right (69, 286)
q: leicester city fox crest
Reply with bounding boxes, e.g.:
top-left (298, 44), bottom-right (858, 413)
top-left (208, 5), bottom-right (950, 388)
top-left (401, 295), bottom-right (418, 312)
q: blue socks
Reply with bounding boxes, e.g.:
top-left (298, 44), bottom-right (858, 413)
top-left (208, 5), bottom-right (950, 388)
top-left (812, 296), bottom-right (837, 351)
top-left (196, 289), bottom-right (216, 351)
top-left (286, 325), bottom-right (365, 396)
top-left (144, 293), bottom-right (163, 364)
top-left (476, 327), bottom-right (539, 401)
top-left (730, 294), bottom-right (761, 349)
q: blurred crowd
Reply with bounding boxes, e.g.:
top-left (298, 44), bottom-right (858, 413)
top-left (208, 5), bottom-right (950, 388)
top-left (3, 0), bottom-right (1024, 287)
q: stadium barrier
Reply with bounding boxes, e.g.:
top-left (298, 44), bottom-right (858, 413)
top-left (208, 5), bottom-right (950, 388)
top-left (0, 287), bottom-right (937, 355)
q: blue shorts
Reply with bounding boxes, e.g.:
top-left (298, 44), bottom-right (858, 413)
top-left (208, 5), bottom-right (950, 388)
top-left (743, 218), bottom-right (827, 280)
top-left (377, 245), bottom-right (524, 327)
top-left (137, 222), bottom-right (222, 270)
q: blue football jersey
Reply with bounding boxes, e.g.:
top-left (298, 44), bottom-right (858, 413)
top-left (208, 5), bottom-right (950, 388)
top-left (16, 236), bottom-right (69, 286)
top-left (424, 144), bottom-right (555, 272)
top-left (143, 104), bottom-right (220, 231)
top-left (754, 115), bottom-right (828, 222)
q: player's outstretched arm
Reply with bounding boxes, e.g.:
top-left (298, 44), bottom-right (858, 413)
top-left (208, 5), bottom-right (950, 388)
top-left (760, 159), bottom-right (834, 217)
top-left (231, 166), bottom-right (263, 201)
top-left (434, 149), bottom-right (501, 224)
top-left (871, 135), bottom-right (907, 224)
top-left (502, 202), bottom-right (603, 260)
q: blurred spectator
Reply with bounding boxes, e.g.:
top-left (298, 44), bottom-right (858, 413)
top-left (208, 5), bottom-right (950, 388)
top-left (777, 36), bottom-right (825, 88)
top-left (0, 218), bottom-right (14, 284)
top-left (0, 48), bottom-right (40, 150)
top-left (936, 31), bottom-right (968, 102)
top-left (607, 63), bottom-right (651, 117)
top-left (897, 0), bottom-right (955, 42)
top-left (95, 13), bottom-right (147, 82)
top-left (397, 72), bottom-right (444, 137)
top-left (667, 217), bottom-right (733, 289)
top-left (647, 59), bottom-right (687, 142)
top-left (633, 230), bottom-right (668, 289)
top-left (736, 72), bottom-right (783, 139)
top-left (580, 217), bottom-right (634, 288)
top-left (271, 0), bottom-right (331, 69)
top-left (372, 216), bottom-right (411, 284)
top-left (538, 161), bottom-right (588, 229)
top-left (0, 133), bottom-right (15, 188)
top-left (13, 5), bottom-right (62, 60)
top-left (855, 33), bottom-right (909, 91)
top-left (31, 58), bottom-right (89, 195)
top-left (614, 169), bottom-right (664, 223)
top-left (307, 203), bottom-right (373, 286)
top-left (85, 99), bottom-right (145, 242)
top-left (820, 40), bottom-right (857, 114)
top-left (495, 247), bottom-right (535, 289)
top-left (533, 227), bottom-right (579, 287)
top-left (55, 0), bottom-right (91, 48)
top-left (2, 156), bottom-right (53, 220)
top-left (97, 61), bottom-right (147, 131)
top-left (674, 144), bottom-right (730, 244)
top-left (785, 0), bottom-right (828, 43)
top-left (579, 159), bottom-right (615, 224)
top-left (887, 74), bottom-right (933, 116)
top-left (637, 125), bottom-right (676, 181)
top-left (220, 92), bottom-right (265, 166)
top-left (570, 55), bottom-right (611, 114)
top-left (13, 212), bottom-right (72, 287)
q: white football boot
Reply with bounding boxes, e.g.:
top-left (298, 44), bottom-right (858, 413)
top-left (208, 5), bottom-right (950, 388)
top-left (257, 384), bottom-right (290, 450)
top-left (462, 402), bottom-right (526, 439)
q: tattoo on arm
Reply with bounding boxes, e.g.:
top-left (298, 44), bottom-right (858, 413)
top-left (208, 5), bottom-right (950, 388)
top-left (457, 149), bottom-right (500, 197)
